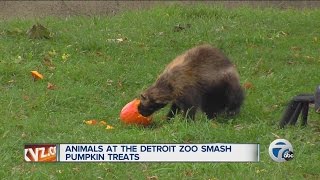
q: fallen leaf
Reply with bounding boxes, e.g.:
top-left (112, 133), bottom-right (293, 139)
top-left (43, 57), bottom-right (55, 70)
top-left (291, 46), bottom-right (302, 51)
top-left (304, 55), bottom-right (315, 60)
top-left (147, 176), bottom-right (158, 180)
top-left (48, 49), bottom-right (57, 57)
top-left (215, 25), bottom-right (225, 32)
top-left (243, 82), bottom-right (253, 89)
top-left (107, 39), bottom-right (116, 42)
top-left (313, 37), bottom-right (318, 42)
top-left (271, 132), bottom-right (281, 139)
top-left (62, 53), bottom-right (70, 61)
top-left (22, 95), bottom-right (30, 101)
top-left (256, 169), bottom-right (267, 173)
top-left (116, 38), bottom-right (124, 42)
top-left (47, 82), bottom-right (56, 90)
top-left (2, 130), bottom-right (9, 138)
top-left (56, 170), bottom-right (62, 174)
top-left (72, 167), bottom-right (80, 172)
top-left (117, 81), bottom-right (123, 88)
top-left (211, 122), bottom-right (219, 128)
top-left (234, 124), bottom-right (244, 131)
top-left (21, 132), bottom-right (27, 138)
top-left (106, 125), bottom-right (114, 130)
top-left (31, 71), bottom-right (44, 80)
top-left (266, 68), bottom-right (273, 75)
top-left (106, 79), bottom-right (113, 86)
top-left (174, 23), bottom-right (191, 32)
top-left (287, 61), bottom-right (295, 65)
top-left (185, 170), bottom-right (193, 177)
top-left (96, 51), bottom-right (103, 56)
top-left (5, 28), bottom-right (24, 36)
top-left (84, 120), bottom-right (98, 125)
top-left (208, 178), bottom-right (219, 180)
top-left (306, 141), bottom-right (315, 146)
top-left (14, 55), bottom-right (23, 64)
top-left (107, 37), bottom-right (128, 43)
top-left (99, 121), bottom-right (107, 126)
top-left (279, 31), bottom-right (288, 36)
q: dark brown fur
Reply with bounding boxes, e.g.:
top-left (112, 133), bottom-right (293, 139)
top-left (138, 44), bottom-right (244, 120)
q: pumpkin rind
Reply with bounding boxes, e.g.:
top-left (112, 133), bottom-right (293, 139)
top-left (120, 99), bottom-right (152, 126)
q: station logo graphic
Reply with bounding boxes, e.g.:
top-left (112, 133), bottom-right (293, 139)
top-left (268, 139), bottom-right (294, 162)
top-left (24, 144), bottom-right (57, 162)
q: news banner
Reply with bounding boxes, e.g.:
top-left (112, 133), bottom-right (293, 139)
top-left (24, 143), bottom-right (259, 162)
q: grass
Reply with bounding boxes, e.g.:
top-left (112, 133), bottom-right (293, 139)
top-left (1, 4), bottom-right (320, 179)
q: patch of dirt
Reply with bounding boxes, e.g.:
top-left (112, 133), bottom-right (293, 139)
top-left (1, 1), bottom-right (320, 20)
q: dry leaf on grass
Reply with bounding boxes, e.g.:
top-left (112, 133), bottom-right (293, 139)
top-left (173, 23), bottom-right (191, 32)
top-left (47, 82), bottom-right (56, 90)
top-left (22, 95), bottom-right (30, 101)
top-left (31, 71), bottom-right (44, 80)
top-left (271, 132), bottom-right (281, 139)
top-left (48, 49), bottom-right (57, 57)
top-left (234, 124), bottom-right (244, 131)
top-left (147, 176), bottom-right (158, 180)
top-left (211, 122), bottom-right (219, 128)
top-left (291, 46), bottom-right (302, 51)
top-left (313, 37), bottom-right (318, 43)
top-left (84, 120), bottom-right (115, 130)
top-left (106, 125), bottom-right (114, 130)
top-left (116, 38), bottom-right (125, 42)
top-left (107, 37), bottom-right (128, 43)
top-left (5, 28), bottom-right (24, 36)
top-left (21, 132), bottom-right (27, 138)
top-left (43, 57), bottom-right (55, 71)
top-left (99, 121), bottom-right (107, 126)
top-left (62, 53), bottom-right (70, 61)
top-left (84, 120), bottom-right (98, 125)
top-left (287, 61), bottom-right (295, 65)
top-left (243, 82), bottom-right (253, 90)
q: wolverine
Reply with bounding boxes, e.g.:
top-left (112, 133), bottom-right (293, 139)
top-left (138, 44), bottom-right (244, 120)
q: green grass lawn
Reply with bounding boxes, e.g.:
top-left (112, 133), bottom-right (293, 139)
top-left (1, 4), bottom-right (320, 179)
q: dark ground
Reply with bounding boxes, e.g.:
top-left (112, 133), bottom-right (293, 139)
top-left (1, 1), bottom-right (320, 20)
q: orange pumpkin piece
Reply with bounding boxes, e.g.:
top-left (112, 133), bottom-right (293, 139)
top-left (31, 71), bottom-right (44, 80)
top-left (120, 99), bottom-right (152, 126)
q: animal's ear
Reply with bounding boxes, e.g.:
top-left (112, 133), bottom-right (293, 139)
top-left (158, 82), bottom-right (173, 94)
top-left (140, 93), bottom-right (147, 101)
top-left (155, 86), bottom-right (173, 104)
top-left (166, 82), bottom-right (173, 92)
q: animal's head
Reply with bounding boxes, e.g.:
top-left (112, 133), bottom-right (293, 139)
top-left (138, 82), bottom-right (173, 116)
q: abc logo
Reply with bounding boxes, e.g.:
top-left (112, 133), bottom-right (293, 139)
top-left (269, 139), bottom-right (294, 162)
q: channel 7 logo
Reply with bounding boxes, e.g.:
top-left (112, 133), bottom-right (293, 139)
top-left (24, 144), bottom-right (57, 162)
top-left (268, 139), bottom-right (294, 162)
